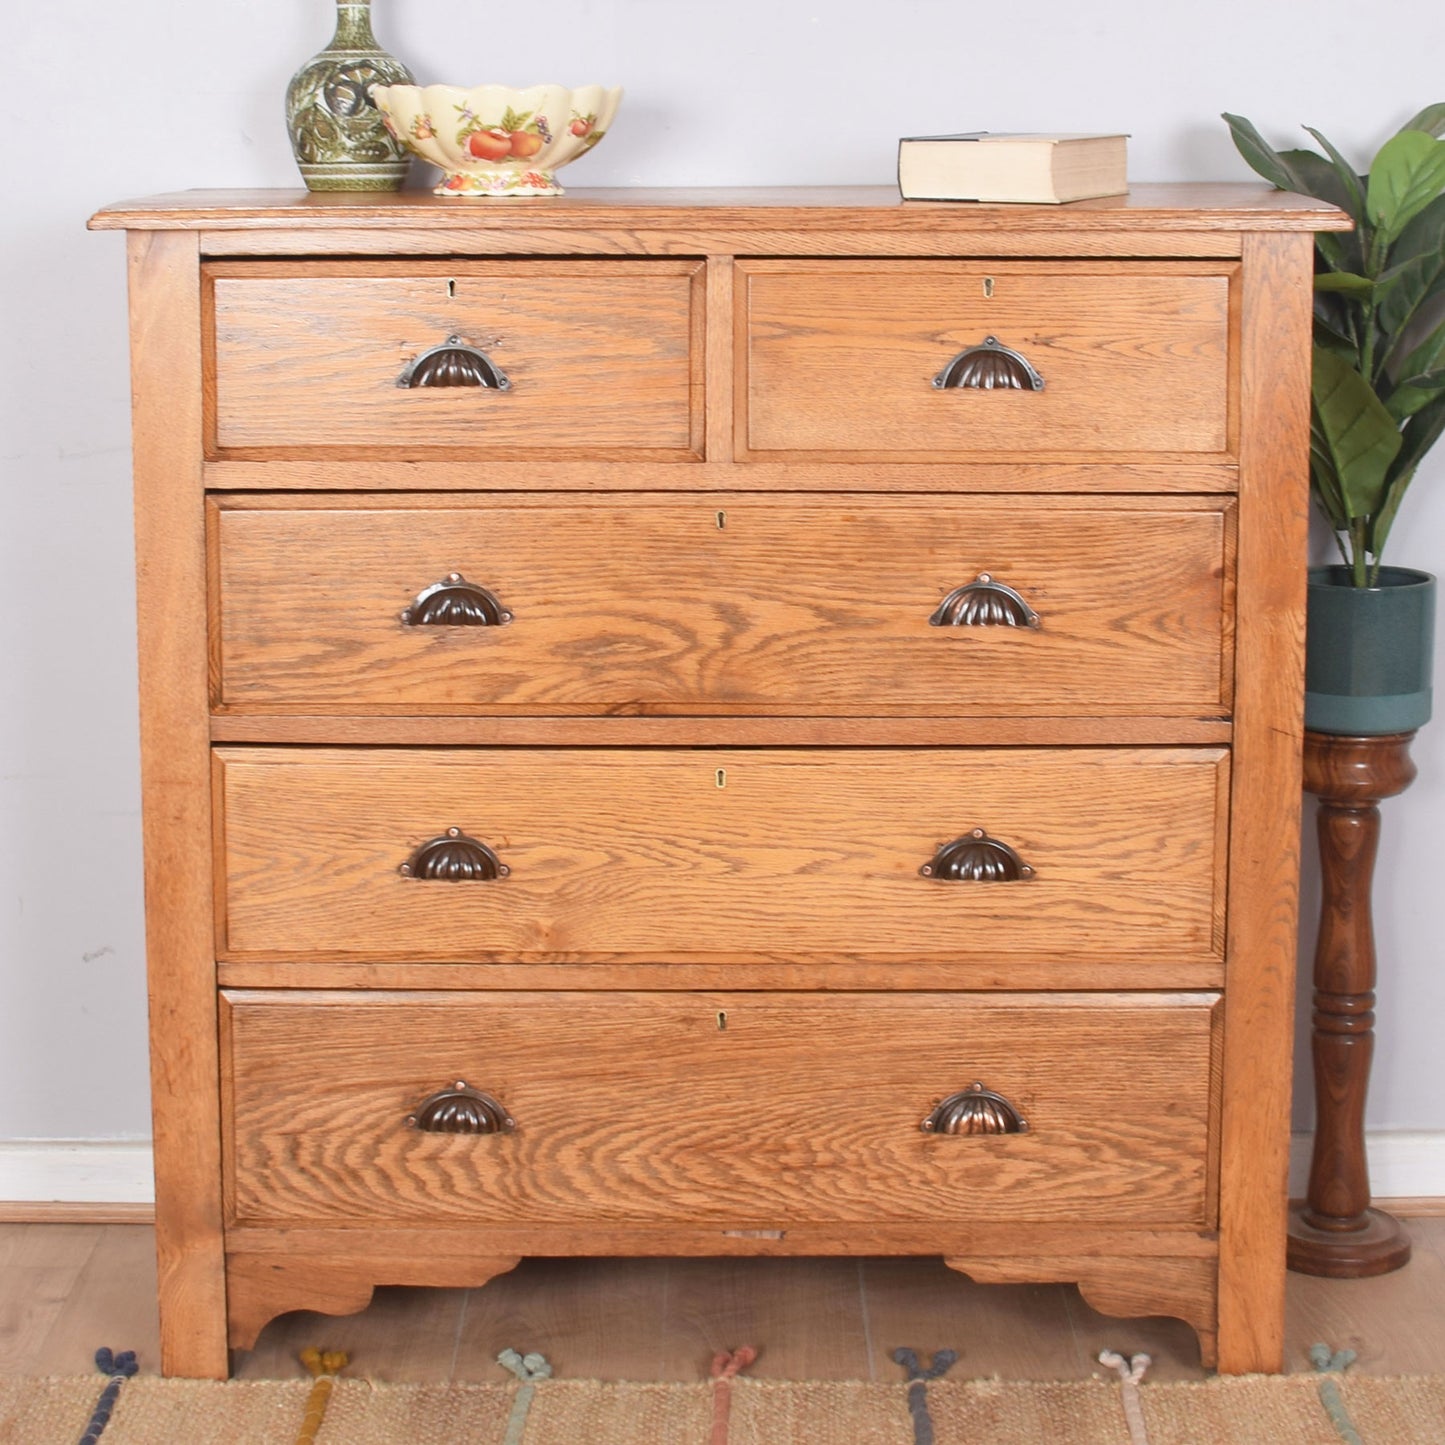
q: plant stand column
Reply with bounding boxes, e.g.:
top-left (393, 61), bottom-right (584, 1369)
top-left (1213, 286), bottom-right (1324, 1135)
top-left (1287, 729), bottom-right (1415, 1277)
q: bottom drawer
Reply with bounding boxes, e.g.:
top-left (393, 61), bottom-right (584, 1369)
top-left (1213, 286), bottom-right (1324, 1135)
top-left (222, 990), bottom-right (1219, 1229)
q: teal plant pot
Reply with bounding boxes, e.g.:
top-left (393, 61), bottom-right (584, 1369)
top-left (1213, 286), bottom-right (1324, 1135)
top-left (1304, 566), bottom-right (1435, 735)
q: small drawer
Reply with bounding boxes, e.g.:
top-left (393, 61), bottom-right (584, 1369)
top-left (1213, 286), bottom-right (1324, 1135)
top-left (738, 260), bottom-right (1234, 460)
top-left (210, 494), bottom-right (1233, 719)
top-left (204, 260), bottom-right (704, 458)
top-left (214, 746), bottom-right (1228, 965)
top-left (222, 989), bottom-right (1219, 1228)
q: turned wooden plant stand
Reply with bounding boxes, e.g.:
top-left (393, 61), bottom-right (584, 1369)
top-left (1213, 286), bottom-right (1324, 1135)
top-left (1288, 729), bottom-right (1415, 1277)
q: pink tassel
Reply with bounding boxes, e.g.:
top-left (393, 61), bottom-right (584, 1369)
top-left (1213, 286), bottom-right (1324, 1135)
top-left (709, 1345), bottom-right (758, 1445)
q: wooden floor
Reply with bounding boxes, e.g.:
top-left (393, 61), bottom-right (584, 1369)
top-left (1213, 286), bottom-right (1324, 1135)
top-left (3, 1218), bottom-right (1443, 1383)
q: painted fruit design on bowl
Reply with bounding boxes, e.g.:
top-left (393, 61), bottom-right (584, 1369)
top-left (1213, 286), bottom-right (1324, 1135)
top-left (458, 103), bottom-right (553, 161)
top-left (370, 83), bottom-right (620, 197)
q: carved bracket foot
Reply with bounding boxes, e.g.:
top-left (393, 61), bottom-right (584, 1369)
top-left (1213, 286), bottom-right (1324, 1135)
top-left (227, 1252), bottom-right (523, 1352)
top-left (945, 1254), bottom-right (1219, 1369)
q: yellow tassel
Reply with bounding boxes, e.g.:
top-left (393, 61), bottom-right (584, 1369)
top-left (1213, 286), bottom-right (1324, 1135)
top-left (295, 1347), bottom-right (349, 1445)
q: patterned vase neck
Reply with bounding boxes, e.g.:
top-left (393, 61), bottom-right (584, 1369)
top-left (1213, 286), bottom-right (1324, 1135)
top-left (327, 1), bottom-right (380, 52)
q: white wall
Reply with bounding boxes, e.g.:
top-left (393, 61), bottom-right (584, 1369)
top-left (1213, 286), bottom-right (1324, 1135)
top-left (3, 2), bottom-right (1444, 1177)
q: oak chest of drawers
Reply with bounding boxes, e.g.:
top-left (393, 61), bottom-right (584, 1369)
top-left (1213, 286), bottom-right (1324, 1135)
top-left (92, 184), bottom-right (1347, 1377)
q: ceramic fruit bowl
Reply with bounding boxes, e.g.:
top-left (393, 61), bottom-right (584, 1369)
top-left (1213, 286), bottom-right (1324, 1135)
top-left (369, 82), bottom-right (621, 196)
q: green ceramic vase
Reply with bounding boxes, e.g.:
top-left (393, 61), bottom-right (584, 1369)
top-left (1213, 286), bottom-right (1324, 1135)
top-left (285, 0), bottom-right (414, 191)
top-left (1304, 566), bottom-right (1436, 735)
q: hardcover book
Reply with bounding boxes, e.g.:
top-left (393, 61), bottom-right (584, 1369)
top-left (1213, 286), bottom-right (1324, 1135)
top-left (897, 132), bottom-right (1128, 204)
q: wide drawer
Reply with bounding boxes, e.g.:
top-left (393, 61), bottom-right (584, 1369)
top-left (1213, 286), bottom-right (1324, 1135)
top-left (221, 989), bottom-right (1220, 1227)
top-left (738, 261), bottom-right (1234, 459)
top-left (214, 746), bottom-right (1228, 964)
top-left (210, 494), bottom-right (1233, 717)
top-left (204, 260), bottom-right (704, 458)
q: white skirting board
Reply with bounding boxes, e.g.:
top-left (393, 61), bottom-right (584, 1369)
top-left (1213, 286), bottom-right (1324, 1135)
top-left (1, 1134), bottom-right (1444, 1206)
top-left (1288, 1131), bottom-right (1445, 1201)
top-left (0, 1142), bottom-right (154, 1203)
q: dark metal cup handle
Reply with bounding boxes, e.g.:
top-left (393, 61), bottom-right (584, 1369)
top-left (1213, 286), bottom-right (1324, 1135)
top-left (400, 828), bottom-right (509, 881)
top-left (929, 574), bottom-right (1040, 628)
top-left (400, 573), bottom-right (513, 626)
top-left (397, 335), bottom-right (512, 390)
top-left (406, 1081), bottom-right (516, 1134)
top-left (932, 336), bottom-right (1044, 391)
top-left (921, 1082), bottom-right (1029, 1135)
top-left (920, 829), bottom-right (1034, 881)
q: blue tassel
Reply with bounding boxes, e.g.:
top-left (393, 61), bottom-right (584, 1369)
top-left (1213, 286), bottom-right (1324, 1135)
top-left (79, 1348), bottom-right (138, 1444)
top-left (893, 1348), bottom-right (958, 1445)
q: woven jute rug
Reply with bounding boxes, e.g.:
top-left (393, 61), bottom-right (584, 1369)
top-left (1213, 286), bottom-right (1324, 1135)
top-left (4, 1368), bottom-right (1444, 1444)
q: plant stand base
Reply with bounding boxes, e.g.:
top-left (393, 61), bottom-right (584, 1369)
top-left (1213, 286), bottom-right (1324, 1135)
top-left (1287, 1204), bottom-right (1411, 1278)
top-left (1286, 730), bottom-right (1416, 1280)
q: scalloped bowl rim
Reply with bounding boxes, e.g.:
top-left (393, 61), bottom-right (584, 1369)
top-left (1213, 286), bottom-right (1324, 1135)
top-left (369, 82), bottom-right (621, 160)
top-left (369, 83), bottom-right (621, 197)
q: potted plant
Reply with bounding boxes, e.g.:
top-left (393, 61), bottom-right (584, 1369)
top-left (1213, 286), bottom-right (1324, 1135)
top-left (1226, 107), bottom-right (1445, 1281)
top-left (1224, 107), bottom-right (1444, 734)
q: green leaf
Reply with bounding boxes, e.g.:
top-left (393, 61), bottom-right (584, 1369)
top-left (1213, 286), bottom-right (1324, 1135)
top-left (1387, 369), bottom-right (1445, 421)
top-left (1317, 232), bottom-right (1360, 276)
top-left (1389, 190), bottom-right (1445, 270)
top-left (1303, 127), bottom-right (1368, 219)
top-left (1222, 113), bottom-right (1312, 192)
top-left (1389, 389), bottom-right (1445, 489)
top-left (1393, 320), bottom-right (1445, 386)
top-left (1313, 329), bottom-right (1358, 363)
top-left (1308, 418), bottom-right (1350, 531)
top-left (1369, 474), bottom-right (1413, 562)
top-left (1367, 130), bottom-right (1445, 245)
top-left (1374, 240), bottom-right (1445, 341)
top-left (1371, 392), bottom-right (1443, 558)
top-left (1399, 103), bottom-right (1445, 138)
top-left (1314, 272), bottom-right (1374, 295)
top-left (1279, 147), bottom-right (1364, 216)
top-left (1312, 346), bottom-right (1404, 519)
top-left (1313, 291), bottom-right (1361, 355)
top-left (1223, 118), bottom-right (1368, 270)
top-left (1278, 149), bottom-right (1367, 271)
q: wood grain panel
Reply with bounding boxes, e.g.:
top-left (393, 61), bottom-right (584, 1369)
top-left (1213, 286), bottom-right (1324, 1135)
top-left (209, 494), bottom-right (1233, 717)
top-left (222, 1220), bottom-right (1220, 1260)
top-left (212, 956), bottom-right (1227, 993)
top-left (1215, 231), bottom-right (1314, 1374)
top-left (202, 458), bottom-right (1241, 493)
top-left (88, 183), bottom-right (1353, 236)
top-left (207, 715), bottom-right (1235, 748)
top-left (196, 227), bottom-right (1249, 259)
top-left (739, 261), bottom-right (1233, 460)
top-left (205, 260), bottom-right (703, 457)
top-left (125, 230), bottom-right (229, 1379)
top-left (213, 746), bottom-right (1228, 964)
top-left (220, 990), bottom-right (1219, 1229)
